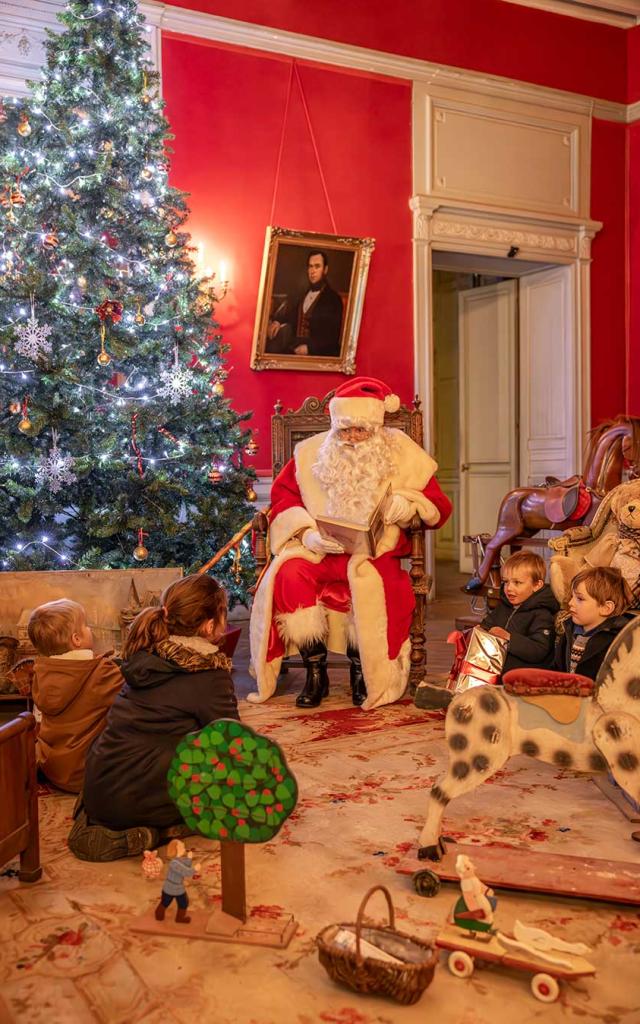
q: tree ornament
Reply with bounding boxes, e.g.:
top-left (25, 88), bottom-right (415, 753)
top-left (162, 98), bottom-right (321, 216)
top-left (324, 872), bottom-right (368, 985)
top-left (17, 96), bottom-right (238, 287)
top-left (246, 486), bottom-right (257, 502)
top-left (134, 301), bottom-right (145, 325)
top-left (42, 230), bottom-right (59, 250)
top-left (95, 298), bottom-right (124, 324)
top-left (77, 274), bottom-right (88, 290)
top-left (15, 298), bottom-right (53, 361)
top-left (158, 346), bottom-right (195, 406)
top-left (164, 230), bottom-right (178, 248)
top-left (140, 166), bottom-right (153, 180)
top-left (0, 186), bottom-right (26, 212)
top-left (35, 429), bottom-right (77, 494)
top-left (100, 140), bottom-right (114, 153)
top-left (100, 207), bottom-right (116, 220)
top-left (9, 400), bottom-right (21, 415)
top-left (133, 528), bottom-right (149, 561)
top-left (212, 379), bottom-right (225, 397)
top-left (17, 113), bottom-right (31, 137)
top-left (245, 437), bottom-right (259, 456)
top-left (208, 467), bottom-right (222, 483)
top-left (18, 397), bottom-right (32, 434)
top-left (97, 324), bottom-right (111, 366)
top-left (0, 102), bottom-right (7, 124)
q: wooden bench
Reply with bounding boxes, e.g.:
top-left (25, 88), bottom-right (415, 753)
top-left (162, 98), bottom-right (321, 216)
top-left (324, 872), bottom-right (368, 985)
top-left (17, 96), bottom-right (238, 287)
top-left (0, 712), bottom-right (42, 882)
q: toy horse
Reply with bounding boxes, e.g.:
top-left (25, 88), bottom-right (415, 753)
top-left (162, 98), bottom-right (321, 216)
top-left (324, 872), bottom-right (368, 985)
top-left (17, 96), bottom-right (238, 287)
top-left (418, 615), bottom-right (640, 861)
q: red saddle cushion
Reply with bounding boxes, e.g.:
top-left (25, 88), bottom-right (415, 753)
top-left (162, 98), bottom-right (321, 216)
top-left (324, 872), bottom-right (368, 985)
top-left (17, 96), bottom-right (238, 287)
top-left (502, 668), bottom-right (595, 698)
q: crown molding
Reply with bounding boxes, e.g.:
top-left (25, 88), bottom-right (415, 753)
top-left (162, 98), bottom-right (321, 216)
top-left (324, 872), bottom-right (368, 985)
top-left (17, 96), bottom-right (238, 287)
top-left (140, 2), bottom-right (633, 123)
top-left (2, 1), bottom-right (639, 122)
top-left (501, 0), bottom-right (640, 27)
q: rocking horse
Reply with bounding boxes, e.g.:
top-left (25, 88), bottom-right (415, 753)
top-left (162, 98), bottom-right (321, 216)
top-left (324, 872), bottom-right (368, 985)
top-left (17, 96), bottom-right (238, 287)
top-left (417, 615), bottom-right (640, 861)
top-left (465, 416), bottom-right (640, 592)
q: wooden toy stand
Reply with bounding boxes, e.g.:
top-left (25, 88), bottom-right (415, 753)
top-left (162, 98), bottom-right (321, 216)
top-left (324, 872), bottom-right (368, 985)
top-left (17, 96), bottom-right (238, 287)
top-left (131, 841), bottom-right (297, 948)
top-left (398, 843), bottom-right (640, 905)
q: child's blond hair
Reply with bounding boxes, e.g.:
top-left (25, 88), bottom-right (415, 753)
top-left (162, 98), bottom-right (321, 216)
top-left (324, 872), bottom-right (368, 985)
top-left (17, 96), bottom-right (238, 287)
top-left (28, 599), bottom-right (86, 656)
top-left (571, 566), bottom-right (632, 616)
top-left (502, 550), bottom-right (546, 584)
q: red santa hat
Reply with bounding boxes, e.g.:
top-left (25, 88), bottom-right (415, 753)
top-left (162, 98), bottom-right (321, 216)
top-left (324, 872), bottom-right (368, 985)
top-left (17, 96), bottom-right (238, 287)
top-left (329, 376), bottom-right (400, 429)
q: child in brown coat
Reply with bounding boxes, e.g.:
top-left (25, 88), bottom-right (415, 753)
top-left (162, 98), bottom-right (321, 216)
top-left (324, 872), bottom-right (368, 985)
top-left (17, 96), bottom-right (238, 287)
top-left (28, 599), bottom-right (123, 793)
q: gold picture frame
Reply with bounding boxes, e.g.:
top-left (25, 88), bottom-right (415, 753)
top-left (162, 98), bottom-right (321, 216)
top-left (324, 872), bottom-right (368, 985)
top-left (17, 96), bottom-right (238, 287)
top-left (250, 226), bottom-right (375, 374)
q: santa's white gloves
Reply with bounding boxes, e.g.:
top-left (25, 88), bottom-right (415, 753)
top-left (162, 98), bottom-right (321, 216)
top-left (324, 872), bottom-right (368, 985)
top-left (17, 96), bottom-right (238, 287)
top-left (301, 529), bottom-right (344, 555)
top-left (384, 493), bottom-right (415, 525)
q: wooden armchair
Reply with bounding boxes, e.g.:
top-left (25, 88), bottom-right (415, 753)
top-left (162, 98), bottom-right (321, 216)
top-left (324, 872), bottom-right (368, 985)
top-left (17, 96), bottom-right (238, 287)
top-left (252, 392), bottom-right (431, 690)
top-left (0, 712), bottom-right (42, 882)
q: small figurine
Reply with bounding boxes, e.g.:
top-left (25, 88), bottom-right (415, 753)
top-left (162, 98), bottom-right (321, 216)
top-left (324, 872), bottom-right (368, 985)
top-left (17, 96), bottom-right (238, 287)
top-left (141, 849), bottom-right (162, 881)
top-left (451, 854), bottom-right (497, 935)
top-left (154, 840), bottom-right (201, 925)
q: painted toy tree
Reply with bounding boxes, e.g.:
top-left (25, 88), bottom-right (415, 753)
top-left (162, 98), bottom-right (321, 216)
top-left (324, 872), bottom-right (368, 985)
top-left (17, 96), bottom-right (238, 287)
top-left (166, 719), bottom-right (298, 945)
top-left (0, 0), bottom-right (256, 600)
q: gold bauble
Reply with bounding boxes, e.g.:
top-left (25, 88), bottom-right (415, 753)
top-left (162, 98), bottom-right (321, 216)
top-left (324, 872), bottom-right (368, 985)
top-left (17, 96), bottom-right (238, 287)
top-left (17, 115), bottom-right (31, 137)
top-left (133, 543), bottom-right (149, 561)
top-left (212, 380), bottom-right (225, 397)
top-left (77, 274), bottom-right (88, 290)
top-left (141, 92), bottom-right (151, 105)
top-left (208, 468), bottom-right (222, 484)
top-left (134, 312), bottom-right (145, 325)
top-left (100, 140), bottom-right (113, 152)
top-left (9, 400), bottom-right (21, 414)
top-left (165, 230), bottom-right (178, 248)
top-left (18, 416), bottom-right (32, 434)
top-left (140, 167), bottom-right (153, 180)
top-left (97, 350), bottom-right (112, 366)
top-left (246, 486), bottom-right (258, 502)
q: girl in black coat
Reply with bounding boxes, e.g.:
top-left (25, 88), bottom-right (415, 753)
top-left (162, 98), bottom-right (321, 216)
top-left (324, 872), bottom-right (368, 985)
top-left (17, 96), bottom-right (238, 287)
top-left (69, 574), bottom-right (239, 862)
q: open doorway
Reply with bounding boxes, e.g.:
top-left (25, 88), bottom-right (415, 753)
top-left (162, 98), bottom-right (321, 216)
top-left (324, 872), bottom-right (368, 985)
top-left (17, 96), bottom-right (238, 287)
top-left (432, 251), bottom-right (573, 580)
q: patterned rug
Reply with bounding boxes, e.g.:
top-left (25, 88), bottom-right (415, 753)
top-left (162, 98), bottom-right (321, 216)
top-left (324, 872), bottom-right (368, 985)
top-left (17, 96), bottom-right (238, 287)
top-left (1, 683), bottom-right (639, 1024)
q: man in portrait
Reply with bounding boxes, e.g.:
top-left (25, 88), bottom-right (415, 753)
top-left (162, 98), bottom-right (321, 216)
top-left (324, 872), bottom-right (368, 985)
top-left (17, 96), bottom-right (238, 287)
top-left (266, 249), bottom-right (344, 357)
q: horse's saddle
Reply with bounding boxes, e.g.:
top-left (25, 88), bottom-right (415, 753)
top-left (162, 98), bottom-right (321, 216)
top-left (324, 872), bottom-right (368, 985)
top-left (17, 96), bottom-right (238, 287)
top-left (543, 475), bottom-right (584, 524)
top-left (503, 669), bottom-right (594, 725)
top-left (503, 668), bottom-right (594, 698)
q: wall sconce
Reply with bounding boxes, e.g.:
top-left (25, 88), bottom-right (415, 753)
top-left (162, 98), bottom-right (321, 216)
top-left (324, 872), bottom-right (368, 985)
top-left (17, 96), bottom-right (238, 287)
top-left (195, 242), bottom-right (230, 303)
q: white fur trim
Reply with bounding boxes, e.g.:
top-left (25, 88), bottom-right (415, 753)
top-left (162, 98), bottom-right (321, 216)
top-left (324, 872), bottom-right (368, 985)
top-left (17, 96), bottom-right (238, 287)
top-left (384, 393), bottom-right (400, 413)
top-left (329, 396), bottom-right (385, 428)
top-left (275, 604), bottom-right (328, 647)
top-left (269, 504), bottom-right (316, 554)
top-left (347, 555), bottom-right (410, 709)
top-left (167, 634), bottom-right (220, 655)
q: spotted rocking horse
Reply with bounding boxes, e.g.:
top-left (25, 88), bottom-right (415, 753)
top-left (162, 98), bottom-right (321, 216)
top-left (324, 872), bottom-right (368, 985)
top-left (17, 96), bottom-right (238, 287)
top-left (466, 416), bottom-right (640, 593)
top-left (418, 615), bottom-right (640, 861)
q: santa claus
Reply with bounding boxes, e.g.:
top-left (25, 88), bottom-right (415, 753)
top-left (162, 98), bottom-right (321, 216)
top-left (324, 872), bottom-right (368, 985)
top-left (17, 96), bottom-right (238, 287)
top-left (248, 377), bottom-right (452, 710)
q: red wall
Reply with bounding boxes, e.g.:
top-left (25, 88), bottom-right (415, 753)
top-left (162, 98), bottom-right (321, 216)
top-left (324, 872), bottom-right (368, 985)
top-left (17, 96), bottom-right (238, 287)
top-left (590, 119), bottom-right (628, 422)
top-left (162, 37), bottom-right (413, 470)
top-left (628, 122), bottom-right (640, 414)
top-left (172, 0), bottom-right (628, 103)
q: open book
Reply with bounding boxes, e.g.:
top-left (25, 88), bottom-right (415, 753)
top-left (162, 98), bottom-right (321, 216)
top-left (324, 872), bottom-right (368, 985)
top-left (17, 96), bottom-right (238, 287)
top-left (316, 484), bottom-right (391, 557)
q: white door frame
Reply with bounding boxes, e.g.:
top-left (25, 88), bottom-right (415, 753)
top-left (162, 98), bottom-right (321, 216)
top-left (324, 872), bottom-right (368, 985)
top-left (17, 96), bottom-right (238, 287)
top-left (411, 195), bottom-right (601, 582)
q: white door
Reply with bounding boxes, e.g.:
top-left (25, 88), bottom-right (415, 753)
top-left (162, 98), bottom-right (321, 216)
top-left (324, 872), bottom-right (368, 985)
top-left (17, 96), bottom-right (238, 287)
top-left (458, 280), bottom-right (518, 574)
top-left (519, 265), bottom-right (575, 485)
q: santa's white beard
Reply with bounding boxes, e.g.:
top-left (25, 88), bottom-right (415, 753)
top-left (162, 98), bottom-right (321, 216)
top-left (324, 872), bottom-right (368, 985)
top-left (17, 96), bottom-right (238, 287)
top-left (312, 429), bottom-right (398, 522)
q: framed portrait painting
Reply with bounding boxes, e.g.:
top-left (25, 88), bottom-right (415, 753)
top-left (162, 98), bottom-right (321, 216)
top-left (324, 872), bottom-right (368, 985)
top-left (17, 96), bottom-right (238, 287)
top-left (250, 226), bottom-right (375, 374)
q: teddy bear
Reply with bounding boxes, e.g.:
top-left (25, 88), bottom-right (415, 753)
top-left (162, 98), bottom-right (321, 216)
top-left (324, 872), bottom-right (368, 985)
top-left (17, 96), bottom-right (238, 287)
top-left (550, 478), bottom-right (640, 607)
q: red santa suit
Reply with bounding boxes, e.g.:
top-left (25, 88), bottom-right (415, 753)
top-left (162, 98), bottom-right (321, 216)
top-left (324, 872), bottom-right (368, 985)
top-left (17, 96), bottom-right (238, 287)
top-left (248, 380), bottom-right (452, 710)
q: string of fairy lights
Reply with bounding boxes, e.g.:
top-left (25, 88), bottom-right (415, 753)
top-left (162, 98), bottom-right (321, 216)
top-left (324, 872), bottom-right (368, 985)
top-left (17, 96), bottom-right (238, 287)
top-left (0, 0), bottom-right (257, 575)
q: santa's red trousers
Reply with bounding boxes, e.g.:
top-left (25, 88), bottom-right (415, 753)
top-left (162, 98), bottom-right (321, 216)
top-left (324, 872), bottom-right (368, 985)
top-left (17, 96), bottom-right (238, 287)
top-left (267, 543), bottom-right (415, 662)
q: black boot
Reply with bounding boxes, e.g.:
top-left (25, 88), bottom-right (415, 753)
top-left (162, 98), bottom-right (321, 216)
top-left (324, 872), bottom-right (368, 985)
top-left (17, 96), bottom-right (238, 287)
top-left (347, 646), bottom-right (367, 706)
top-left (296, 642), bottom-right (329, 708)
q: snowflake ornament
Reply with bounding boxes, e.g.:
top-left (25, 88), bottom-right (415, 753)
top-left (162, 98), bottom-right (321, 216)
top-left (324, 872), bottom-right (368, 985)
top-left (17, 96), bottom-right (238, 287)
top-left (35, 431), bottom-right (77, 494)
top-left (157, 347), bottom-right (195, 406)
top-left (15, 308), bottom-right (53, 361)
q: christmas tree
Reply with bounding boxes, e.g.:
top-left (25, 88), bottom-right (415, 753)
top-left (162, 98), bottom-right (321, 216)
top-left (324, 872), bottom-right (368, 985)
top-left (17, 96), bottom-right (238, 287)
top-left (0, 0), bottom-right (256, 603)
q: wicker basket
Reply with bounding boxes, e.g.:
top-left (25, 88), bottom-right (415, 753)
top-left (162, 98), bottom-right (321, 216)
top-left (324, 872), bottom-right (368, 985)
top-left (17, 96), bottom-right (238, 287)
top-left (316, 885), bottom-right (437, 1005)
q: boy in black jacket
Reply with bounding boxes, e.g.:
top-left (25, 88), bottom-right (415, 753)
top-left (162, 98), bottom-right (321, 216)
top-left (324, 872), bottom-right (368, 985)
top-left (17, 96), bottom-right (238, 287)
top-left (482, 551), bottom-right (559, 674)
top-left (555, 566), bottom-right (633, 680)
